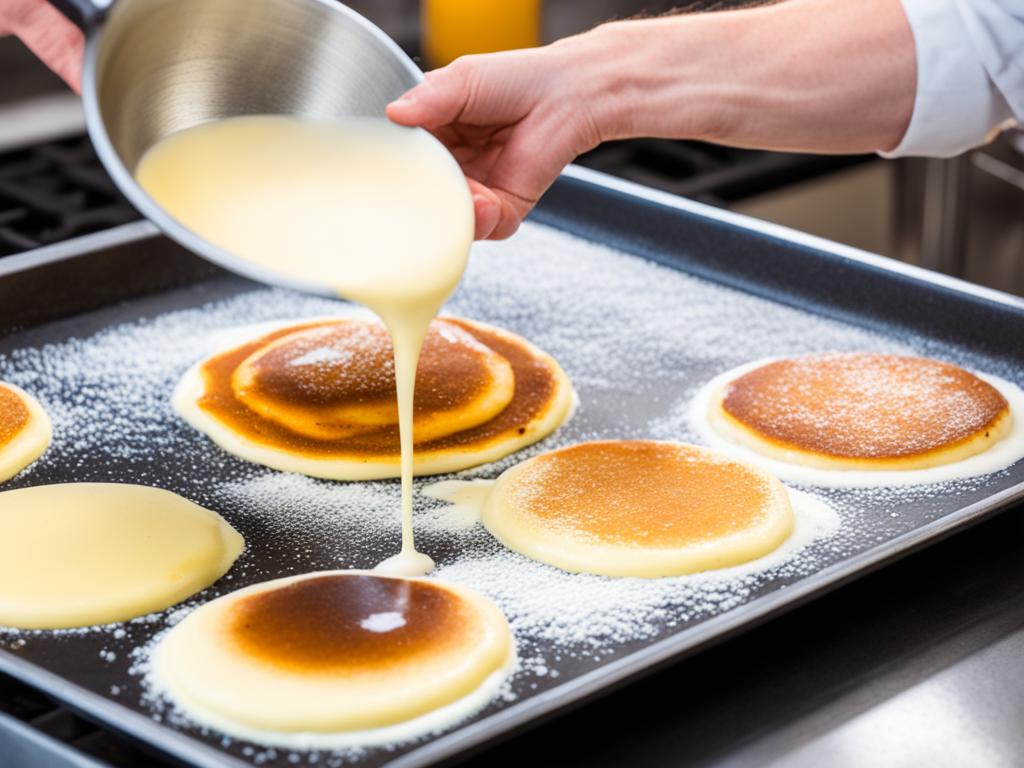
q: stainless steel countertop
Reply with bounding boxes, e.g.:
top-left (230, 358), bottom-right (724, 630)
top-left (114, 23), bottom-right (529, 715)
top-left (461, 505), bottom-right (1024, 767)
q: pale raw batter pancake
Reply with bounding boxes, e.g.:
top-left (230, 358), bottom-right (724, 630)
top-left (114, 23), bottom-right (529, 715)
top-left (710, 353), bottom-right (1012, 471)
top-left (151, 571), bottom-right (514, 746)
top-left (0, 484), bottom-right (244, 629)
top-left (472, 441), bottom-right (795, 578)
top-left (0, 382), bottom-right (51, 483)
top-left (173, 316), bottom-right (573, 480)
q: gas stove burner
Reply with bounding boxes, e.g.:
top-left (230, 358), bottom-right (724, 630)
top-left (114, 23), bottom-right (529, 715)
top-left (0, 136), bottom-right (139, 256)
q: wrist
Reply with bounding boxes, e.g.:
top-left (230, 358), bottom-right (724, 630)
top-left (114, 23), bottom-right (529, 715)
top-left (560, 17), bottom-right (734, 145)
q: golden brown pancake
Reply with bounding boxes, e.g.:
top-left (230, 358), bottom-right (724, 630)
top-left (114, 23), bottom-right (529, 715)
top-left (482, 441), bottom-right (794, 577)
top-left (152, 571), bottom-right (514, 739)
top-left (0, 385), bottom-right (28, 448)
top-left (713, 353), bottom-right (1012, 470)
top-left (231, 320), bottom-right (514, 441)
top-left (0, 382), bottom-right (51, 483)
top-left (173, 316), bottom-right (573, 480)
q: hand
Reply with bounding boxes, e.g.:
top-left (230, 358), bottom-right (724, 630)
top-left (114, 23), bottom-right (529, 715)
top-left (387, 39), bottom-right (607, 240)
top-left (388, 0), bottom-right (915, 241)
top-left (1, 0), bottom-right (84, 92)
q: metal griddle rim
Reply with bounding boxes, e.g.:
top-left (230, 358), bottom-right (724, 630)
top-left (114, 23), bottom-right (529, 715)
top-left (1, 164), bottom-right (1023, 768)
top-left (559, 165), bottom-right (1024, 312)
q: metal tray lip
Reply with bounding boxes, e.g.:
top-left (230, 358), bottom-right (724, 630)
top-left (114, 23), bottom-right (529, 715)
top-left (0, 651), bottom-right (248, 768)
top-left (0, 221), bottom-right (159, 278)
top-left (2, 164), bottom-right (1024, 767)
top-left (560, 164), bottom-right (1024, 313)
top-left (0, 707), bottom-right (109, 768)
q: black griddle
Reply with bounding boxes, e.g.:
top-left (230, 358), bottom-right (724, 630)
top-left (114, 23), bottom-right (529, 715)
top-left (1, 165), bottom-right (1023, 768)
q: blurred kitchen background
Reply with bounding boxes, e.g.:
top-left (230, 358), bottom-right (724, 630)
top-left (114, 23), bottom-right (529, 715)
top-left (1, 0), bottom-right (1021, 294)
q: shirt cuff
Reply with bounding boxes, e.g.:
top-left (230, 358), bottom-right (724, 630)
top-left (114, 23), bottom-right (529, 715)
top-left (880, 0), bottom-right (1014, 158)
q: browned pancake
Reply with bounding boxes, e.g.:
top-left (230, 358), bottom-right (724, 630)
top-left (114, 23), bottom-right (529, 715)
top-left (721, 353), bottom-right (1010, 462)
top-left (496, 441), bottom-right (782, 547)
top-left (196, 316), bottom-right (566, 461)
top-left (231, 320), bottom-right (513, 441)
top-left (0, 385), bottom-right (29, 450)
top-left (226, 573), bottom-right (472, 675)
top-left (482, 441), bottom-right (794, 577)
top-left (240, 323), bottom-right (491, 416)
top-left (152, 570), bottom-right (513, 734)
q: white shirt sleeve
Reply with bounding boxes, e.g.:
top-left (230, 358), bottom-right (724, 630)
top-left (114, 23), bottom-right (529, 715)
top-left (881, 0), bottom-right (1023, 158)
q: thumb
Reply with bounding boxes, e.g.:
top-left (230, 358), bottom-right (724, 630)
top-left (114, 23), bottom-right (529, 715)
top-left (386, 65), bottom-right (471, 130)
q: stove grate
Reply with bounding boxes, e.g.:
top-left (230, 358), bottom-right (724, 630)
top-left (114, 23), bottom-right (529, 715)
top-left (577, 139), bottom-right (869, 206)
top-left (0, 136), bottom-right (140, 256)
top-left (0, 670), bottom-right (178, 768)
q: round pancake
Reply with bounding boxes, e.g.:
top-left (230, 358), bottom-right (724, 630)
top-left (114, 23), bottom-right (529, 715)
top-left (231, 320), bottom-right (514, 441)
top-left (712, 353), bottom-right (1012, 470)
top-left (482, 441), bottom-right (795, 577)
top-left (0, 484), bottom-right (243, 629)
top-left (152, 571), bottom-right (514, 743)
top-left (173, 316), bottom-right (574, 480)
top-left (0, 382), bottom-right (51, 483)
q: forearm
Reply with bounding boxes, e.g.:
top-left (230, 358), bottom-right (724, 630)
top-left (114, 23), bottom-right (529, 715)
top-left (572, 0), bottom-right (916, 154)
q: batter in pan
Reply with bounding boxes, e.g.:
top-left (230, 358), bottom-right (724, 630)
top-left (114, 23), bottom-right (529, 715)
top-left (173, 315), bottom-right (573, 480)
top-left (691, 353), bottom-right (1024, 487)
top-left (0, 382), bottom-right (51, 483)
top-left (151, 571), bottom-right (514, 747)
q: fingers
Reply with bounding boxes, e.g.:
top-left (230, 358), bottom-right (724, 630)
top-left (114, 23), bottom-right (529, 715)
top-left (386, 65), bottom-right (474, 131)
top-left (6, 0), bottom-right (84, 92)
top-left (385, 45), bottom-right (579, 241)
top-left (387, 49), bottom-right (543, 132)
top-left (465, 178), bottom-right (500, 240)
top-left (489, 191), bottom-right (533, 240)
top-left (466, 178), bottom-right (533, 241)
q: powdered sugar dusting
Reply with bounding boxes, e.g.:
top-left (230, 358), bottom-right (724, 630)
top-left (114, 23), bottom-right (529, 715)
top-left (690, 359), bottom-right (1024, 488)
top-left (721, 352), bottom-right (1009, 457)
top-left (288, 346), bottom-right (353, 368)
top-left (0, 221), bottom-right (1021, 767)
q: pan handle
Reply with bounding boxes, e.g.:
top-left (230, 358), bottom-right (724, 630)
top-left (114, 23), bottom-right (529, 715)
top-left (48, 0), bottom-right (110, 30)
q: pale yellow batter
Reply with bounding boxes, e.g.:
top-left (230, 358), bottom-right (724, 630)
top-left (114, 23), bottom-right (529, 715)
top-left (152, 571), bottom-right (514, 745)
top-left (0, 484), bottom-right (244, 629)
top-left (137, 115), bottom-right (475, 576)
top-left (0, 382), bottom-right (51, 483)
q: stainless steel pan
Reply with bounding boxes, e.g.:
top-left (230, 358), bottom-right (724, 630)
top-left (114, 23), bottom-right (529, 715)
top-left (49, 0), bottom-right (422, 296)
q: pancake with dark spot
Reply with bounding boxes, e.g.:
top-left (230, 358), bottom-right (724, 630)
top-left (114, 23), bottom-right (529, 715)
top-left (227, 574), bottom-right (468, 674)
top-left (173, 316), bottom-right (574, 479)
top-left (231, 320), bottom-right (514, 441)
top-left (152, 571), bottom-right (514, 736)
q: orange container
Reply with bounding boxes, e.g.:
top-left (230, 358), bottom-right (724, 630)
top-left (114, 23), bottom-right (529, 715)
top-left (422, 0), bottom-right (542, 68)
